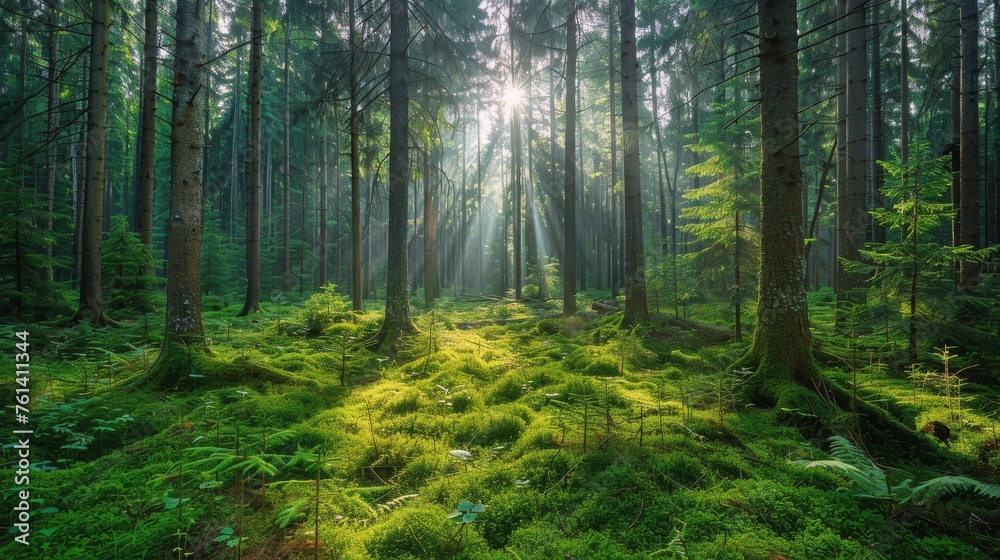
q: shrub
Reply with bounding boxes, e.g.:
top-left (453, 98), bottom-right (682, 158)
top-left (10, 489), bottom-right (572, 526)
top-left (486, 375), bottom-right (523, 404)
top-left (298, 283), bottom-right (350, 334)
top-left (584, 356), bottom-right (620, 377)
top-left (453, 413), bottom-right (526, 446)
top-left (365, 506), bottom-right (451, 559)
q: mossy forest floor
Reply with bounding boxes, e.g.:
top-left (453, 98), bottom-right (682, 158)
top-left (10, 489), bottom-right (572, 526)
top-left (2, 289), bottom-right (999, 559)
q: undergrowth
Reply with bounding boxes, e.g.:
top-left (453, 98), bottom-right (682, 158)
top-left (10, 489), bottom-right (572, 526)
top-left (1, 290), bottom-right (998, 559)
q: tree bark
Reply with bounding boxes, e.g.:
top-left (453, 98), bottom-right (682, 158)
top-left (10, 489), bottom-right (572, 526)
top-left (562, 0), bottom-right (578, 316)
top-left (958, 0), bottom-right (981, 290)
top-left (350, 0), bottom-right (362, 309)
top-left (608, 3), bottom-right (619, 297)
top-left (158, 0), bottom-right (207, 374)
top-left (238, 0), bottom-right (263, 316)
top-left (45, 0), bottom-right (60, 282)
top-left (423, 148), bottom-right (439, 305)
top-left (283, 9), bottom-right (292, 292)
top-left (739, 0), bottom-right (822, 403)
top-left (837, 0), bottom-right (868, 300)
top-left (71, 0), bottom-right (111, 326)
top-left (619, 0), bottom-right (649, 327)
top-left (136, 0), bottom-right (157, 276)
top-left (374, 0), bottom-right (415, 345)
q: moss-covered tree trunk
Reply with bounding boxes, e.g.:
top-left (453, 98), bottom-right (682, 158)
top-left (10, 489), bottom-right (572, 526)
top-left (374, 0), bottom-right (415, 346)
top-left (157, 0), bottom-right (207, 377)
top-left (740, 0), bottom-right (823, 404)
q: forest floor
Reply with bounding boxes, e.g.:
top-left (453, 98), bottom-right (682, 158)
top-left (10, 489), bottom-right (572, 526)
top-left (2, 289), bottom-right (999, 559)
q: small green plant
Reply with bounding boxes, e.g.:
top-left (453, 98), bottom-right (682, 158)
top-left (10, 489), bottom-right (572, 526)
top-left (444, 500), bottom-right (485, 558)
top-left (298, 284), bottom-right (350, 334)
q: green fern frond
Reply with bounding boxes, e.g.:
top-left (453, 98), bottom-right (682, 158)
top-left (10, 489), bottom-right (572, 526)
top-left (898, 476), bottom-right (1000, 504)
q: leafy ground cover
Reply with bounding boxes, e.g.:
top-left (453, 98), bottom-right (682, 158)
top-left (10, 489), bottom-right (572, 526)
top-left (2, 290), bottom-right (999, 559)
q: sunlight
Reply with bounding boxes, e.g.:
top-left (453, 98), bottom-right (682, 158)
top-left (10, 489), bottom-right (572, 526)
top-left (503, 85), bottom-right (523, 108)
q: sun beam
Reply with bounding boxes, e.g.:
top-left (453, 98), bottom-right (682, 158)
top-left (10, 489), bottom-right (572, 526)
top-left (503, 85), bottom-right (523, 108)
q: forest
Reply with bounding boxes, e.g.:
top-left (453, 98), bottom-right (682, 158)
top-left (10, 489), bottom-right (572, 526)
top-left (2, 0), bottom-right (1000, 557)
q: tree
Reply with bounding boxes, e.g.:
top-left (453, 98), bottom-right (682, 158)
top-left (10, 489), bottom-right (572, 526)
top-left (69, 0), bottom-right (111, 326)
top-left (619, 0), bottom-right (649, 327)
top-left (238, 0), bottom-right (263, 316)
top-left (957, 0), bottom-right (980, 291)
top-left (350, 0), bottom-right (362, 310)
top-left (846, 144), bottom-right (992, 362)
top-left (837, 0), bottom-right (868, 301)
top-left (563, 0), bottom-right (578, 317)
top-left (135, 0), bottom-right (158, 276)
top-left (156, 0), bottom-right (208, 377)
top-left (684, 103), bottom-right (760, 342)
top-left (738, 0), bottom-right (822, 402)
top-left (283, 7), bottom-right (292, 293)
top-left (374, 0), bottom-right (415, 346)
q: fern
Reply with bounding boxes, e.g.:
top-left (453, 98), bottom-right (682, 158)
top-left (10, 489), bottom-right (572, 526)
top-left (792, 436), bottom-right (889, 499)
top-left (794, 436), bottom-right (1000, 505)
top-left (896, 476), bottom-right (1000, 504)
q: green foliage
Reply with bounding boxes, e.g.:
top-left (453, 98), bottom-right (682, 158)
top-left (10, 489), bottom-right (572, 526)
top-left (844, 143), bottom-right (996, 349)
top-left (0, 166), bottom-right (64, 319)
top-left (297, 283), bottom-right (350, 334)
top-left (794, 436), bottom-right (1000, 504)
top-left (102, 216), bottom-right (158, 313)
top-left (682, 100), bottom-right (760, 297)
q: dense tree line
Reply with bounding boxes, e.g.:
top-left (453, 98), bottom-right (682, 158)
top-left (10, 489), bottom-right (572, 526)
top-left (2, 0), bottom-right (998, 394)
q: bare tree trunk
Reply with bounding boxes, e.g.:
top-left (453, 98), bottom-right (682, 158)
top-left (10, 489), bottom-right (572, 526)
top-left (283, 9), bottom-right (291, 292)
top-left (319, 109), bottom-right (329, 287)
top-left (959, 0), bottom-right (981, 290)
top-left (238, 0), bottom-right (262, 316)
top-left (350, 0), bottom-right (362, 309)
top-left (423, 148), bottom-right (439, 305)
top-left (608, 2), bottom-right (619, 298)
top-left (70, 0), bottom-right (111, 326)
top-left (45, 0), bottom-right (60, 282)
top-left (650, 23), bottom-right (669, 258)
top-left (837, 0), bottom-right (868, 302)
top-left (156, 0), bottom-right (207, 379)
top-left (375, 0), bottom-right (415, 345)
top-left (739, 0), bottom-right (821, 402)
top-left (136, 0), bottom-right (157, 276)
top-left (563, 0), bottom-right (578, 316)
top-left (870, 2), bottom-right (885, 244)
top-left (619, 0), bottom-right (649, 327)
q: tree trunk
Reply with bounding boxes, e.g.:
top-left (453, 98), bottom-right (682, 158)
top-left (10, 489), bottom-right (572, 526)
top-left (374, 0), bottom-right (415, 345)
top-left (45, 0), bottom-right (60, 282)
top-left (423, 148), bottom-right (439, 305)
top-left (619, 0), bottom-right (649, 327)
top-left (71, 0), bottom-right (111, 326)
top-left (837, 0), bottom-right (868, 301)
top-left (238, 0), bottom-right (263, 316)
top-left (319, 109), bottom-right (329, 287)
top-left (562, 0), bottom-right (578, 316)
top-left (958, 0), bottom-right (981, 290)
top-left (283, 9), bottom-right (291, 292)
top-left (650, 24), bottom-right (669, 258)
top-left (136, 0), bottom-right (157, 276)
top-left (739, 0), bottom-right (821, 403)
top-left (157, 0), bottom-right (207, 377)
top-left (608, 3), bottom-right (619, 298)
top-left (870, 1), bottom-right (885, 244)
top-left (350, 0), bottom-right (362, 309)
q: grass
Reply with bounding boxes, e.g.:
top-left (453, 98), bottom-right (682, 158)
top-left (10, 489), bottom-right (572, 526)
top-left (1, 288), bottom-right (998, 559)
